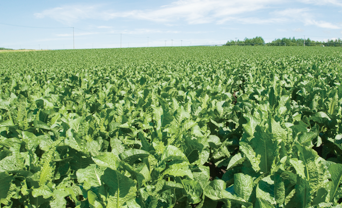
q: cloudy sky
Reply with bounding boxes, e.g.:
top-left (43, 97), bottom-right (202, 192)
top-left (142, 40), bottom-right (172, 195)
top-left (1, 0), bottom-right (341, 49)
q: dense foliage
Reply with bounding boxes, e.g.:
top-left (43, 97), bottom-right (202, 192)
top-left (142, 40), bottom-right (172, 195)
top-left (1, 47), bottom-right (342, 208)
top-left (267, 37), bottom-right (342, 47)
top-left (225, 37), bottom-right (342, 47)
top-left (225, 37), bottom-right (265, 46)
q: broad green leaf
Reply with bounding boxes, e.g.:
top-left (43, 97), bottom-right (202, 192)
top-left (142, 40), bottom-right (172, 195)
top-left (192, 165), bottom-right (210, 189)
top-left (312, 188), bottom-right (329, 205)
top-left (208, 135), bottom-right (221, 148)
top-left (161, 145), bottom-right (189, 163)
top-left (0, 172), bottom-right (12, 199)
top-left (32, 185), bottom-right (53, 199)
top-left (121, 162), bottom-right (148, 188)
top-left (76, 164), bottom-right (106, 190)
top-left (295, 143), bottom-right (322, 194)
top-left (311, 112), bottom-right (331, 123)
top-left (227, 153), bottom-right (245, 170)
top-left (0, 155), bottom-right (25, 172)
top-left (92, 152), bottom-right (120, 170)
top-left (298, 125), bottom-right (319, 145)
top-left (88, 190), bottom-right (104, 208)
top-left (110, 138), bottom-right (125, 155)
top-left (290, 158), bottom-right (306, 179)
top-left (163, 181), bottom-right (183, 189)
top-left (234, 173), bottom-right (253, 201)
top-left (251, 125), bottom-right (278, 173)
top-left (240, 142), bottom-right (260, 172)
top-left (216, 100), bottom-right (225, 116)
top-left (268, 117), bottom-right (287, 142)
top-left (101, 168), bottom-right (137, 208)
top-left (256, 176), bottom-right (276, 205)
top-left (204, 179), bottom-right (252, 208)
top-left (242, 113), bottom-right (260, 141)
top-left (328, 162), bottom-right (342, 202)
top-left (34, 120), bottom-right (51, 130)
top-left (269, 87), bottom-right (277, 108)
top-left (182, 179), bottom-right (203, 204)
top-left (255, 198), bottom-right (274, 208)
top-left (274, 171), bottom-right (285, 206)
top-left (287, 177), bottom-right (311, 208)
top-left (119, 149), bottom-right (150, 164)
top-left (39, 161), bottom-right (55, 186)
top-left (0, 120), bottom-right (14, 127)
top-left (162, 161), bottom-right (193, 179)
top-left (39, 138), bottom-right (64, 185)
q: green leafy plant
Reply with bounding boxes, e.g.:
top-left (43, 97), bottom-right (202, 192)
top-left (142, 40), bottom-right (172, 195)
top-left (0, 46), bottom-right (342, 207)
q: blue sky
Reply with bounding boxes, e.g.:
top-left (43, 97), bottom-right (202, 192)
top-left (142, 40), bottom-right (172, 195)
top-left (1, 0), bottom-right (342, 49)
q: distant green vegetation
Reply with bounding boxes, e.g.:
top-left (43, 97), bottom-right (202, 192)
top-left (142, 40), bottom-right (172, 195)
top-left (267, 37), bottom-right (342, 46)
top-left (0, 47), bottom-right (12, 50)
top-left (225, 36), bottom-right (342, 47)
top-left (1, 47), bottom-right (342, 207)
top-left (225, 36), bottom-right (265, 46)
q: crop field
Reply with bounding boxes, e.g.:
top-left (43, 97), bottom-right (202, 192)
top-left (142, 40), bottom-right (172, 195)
top-left (1, 46), bottom-right (342, 207)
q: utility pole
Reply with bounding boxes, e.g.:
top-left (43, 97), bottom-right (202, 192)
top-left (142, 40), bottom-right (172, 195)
top-left (73, 27), bottom-right (75, 49)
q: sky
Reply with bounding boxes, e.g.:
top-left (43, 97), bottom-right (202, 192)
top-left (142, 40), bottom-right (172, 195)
top-left (0, 0), bottom-right (342, 49)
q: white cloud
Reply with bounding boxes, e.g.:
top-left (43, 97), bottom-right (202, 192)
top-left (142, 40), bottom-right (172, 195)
top-left (35, 0), bottom-right (341, 29)
top-left (308, 21), bottom-right (340, 29)
top-left (298, 0), bottom-right (342, 7)
top-left (34, 4), bottom-right (111, 25)
top-left (217, 17), bottom-right (287, 24)
top-left (274, 8), bottom-right (340, 29)
top-left (120, 0), bottom-right (284, 24)
top-left (35, 0), bottom-right (284, 25)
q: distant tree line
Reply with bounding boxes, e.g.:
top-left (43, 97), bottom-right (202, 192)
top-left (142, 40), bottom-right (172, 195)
top-left (267, 37), bottom-right (342, 46)
top-left (0, 47), bottom-right (12, 50)
top-left (225, 36), bottom-right (265, 46)
top-left (225, 37), bottom-right (342, 47)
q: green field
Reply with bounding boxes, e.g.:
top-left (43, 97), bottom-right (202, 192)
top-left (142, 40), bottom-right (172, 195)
top-left (1, 46), bottom-right (342, 207)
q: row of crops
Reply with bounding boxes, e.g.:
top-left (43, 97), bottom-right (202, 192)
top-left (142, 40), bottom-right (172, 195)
top-left (0, 47), bottom-right (342, 207)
